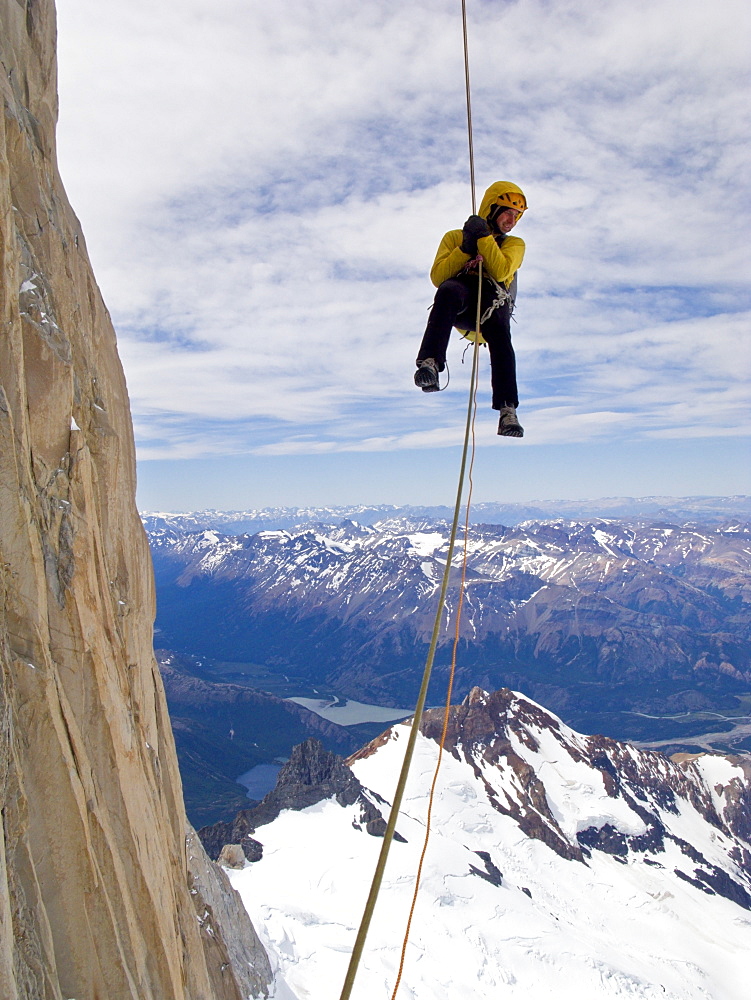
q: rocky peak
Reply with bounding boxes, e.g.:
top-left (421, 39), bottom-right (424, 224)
top-left (199, 738), bottom-right (399, 862)
top-left (253, 737), bottom-right (367, 825)
top-left (416, 688), bottom-right (751, 908)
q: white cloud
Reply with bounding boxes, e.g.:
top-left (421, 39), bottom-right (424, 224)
top-left (56, 0), bottom-right (751, 470)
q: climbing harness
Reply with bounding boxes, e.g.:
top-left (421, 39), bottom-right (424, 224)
top-left (338, 4), bottom-right (489, 997)
top-left (457, 251), bottom-right (517, 344)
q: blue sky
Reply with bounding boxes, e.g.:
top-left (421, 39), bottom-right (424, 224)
top-left (55, 0), bottom-right (750, 511)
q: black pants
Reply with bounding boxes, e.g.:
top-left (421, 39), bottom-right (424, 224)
top-left (416, 274), bottom-right (518, 409)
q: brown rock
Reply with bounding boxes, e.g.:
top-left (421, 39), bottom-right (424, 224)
top-left (0, 2), bottom-right (271, 997)
top-left (217, 844), bottom-right (248, 870)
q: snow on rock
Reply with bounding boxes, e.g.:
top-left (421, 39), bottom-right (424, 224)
top-left (227, 689), bottom-right (751, 999)
top-left (407, 531), bottom-right (446, 557)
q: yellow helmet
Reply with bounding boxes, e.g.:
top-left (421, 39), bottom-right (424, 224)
top-left (479, 181), bottom-right (528, 220)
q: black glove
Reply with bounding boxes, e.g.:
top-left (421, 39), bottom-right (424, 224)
top-left (460, 214), bottom-right (491, 256)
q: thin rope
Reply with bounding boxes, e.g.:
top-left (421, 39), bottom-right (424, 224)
top-left (336, 6), bottom-right (482, 997)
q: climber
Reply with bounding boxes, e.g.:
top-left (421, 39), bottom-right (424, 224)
top-left (413, 181), bottom-right (528, 437)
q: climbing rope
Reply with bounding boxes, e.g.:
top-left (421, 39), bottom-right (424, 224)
top-left (337, 4), bottom-right (483, 997)
top-left (462, 0), bottom-right (478, 213)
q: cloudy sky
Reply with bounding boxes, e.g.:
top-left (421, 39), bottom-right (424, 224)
top-left (55, 0), bottom-right (750, 511)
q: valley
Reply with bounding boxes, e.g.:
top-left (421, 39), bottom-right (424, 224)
top-left (157, 650), bottom-right (414, 824)
top-left (630, 697), bottom-right (751, 753)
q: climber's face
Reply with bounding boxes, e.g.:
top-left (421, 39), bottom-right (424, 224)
top-left (495, 207), bottom-right (521, 234)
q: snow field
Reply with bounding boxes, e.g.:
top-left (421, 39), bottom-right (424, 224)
top-left (229, 723), bottom-right (751, 998)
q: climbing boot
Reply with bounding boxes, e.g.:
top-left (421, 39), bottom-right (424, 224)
top-left (497, 406), bottom-right (524, 438)
top-left (414, 358), bottom-right (440, 392)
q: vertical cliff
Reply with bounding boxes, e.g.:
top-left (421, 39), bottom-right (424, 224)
top-left (0, 2), bottom-right (271, 997)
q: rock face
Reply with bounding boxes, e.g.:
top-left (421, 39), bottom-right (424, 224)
top-left (0, 3), bottom-right (270, 998)
top-left (186, 831), bottom-right (273, 999)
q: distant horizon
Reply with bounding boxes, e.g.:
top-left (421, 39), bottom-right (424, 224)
top-left (140, 491), bottom-right (751, 515)
top-left (134, 436), bottom-right (751, 512)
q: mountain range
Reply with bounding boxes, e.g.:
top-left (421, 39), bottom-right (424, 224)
top-left (217, 687), bottom-right (751, 999)
top-left (142, 494), bottom-right (751, 535)
top-left (147, 510), bottom-right (751, 758)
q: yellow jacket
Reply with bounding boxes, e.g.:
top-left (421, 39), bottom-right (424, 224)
top-left (429, 181), bottom-right (526, 288)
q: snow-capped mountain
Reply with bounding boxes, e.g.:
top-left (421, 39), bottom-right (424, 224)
top-left (141, 496), bottom-right (751, 534)
top-left (224, 688), bottom-right (751, 1000)
top-left (148, 516), bottom-right (751, 746)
